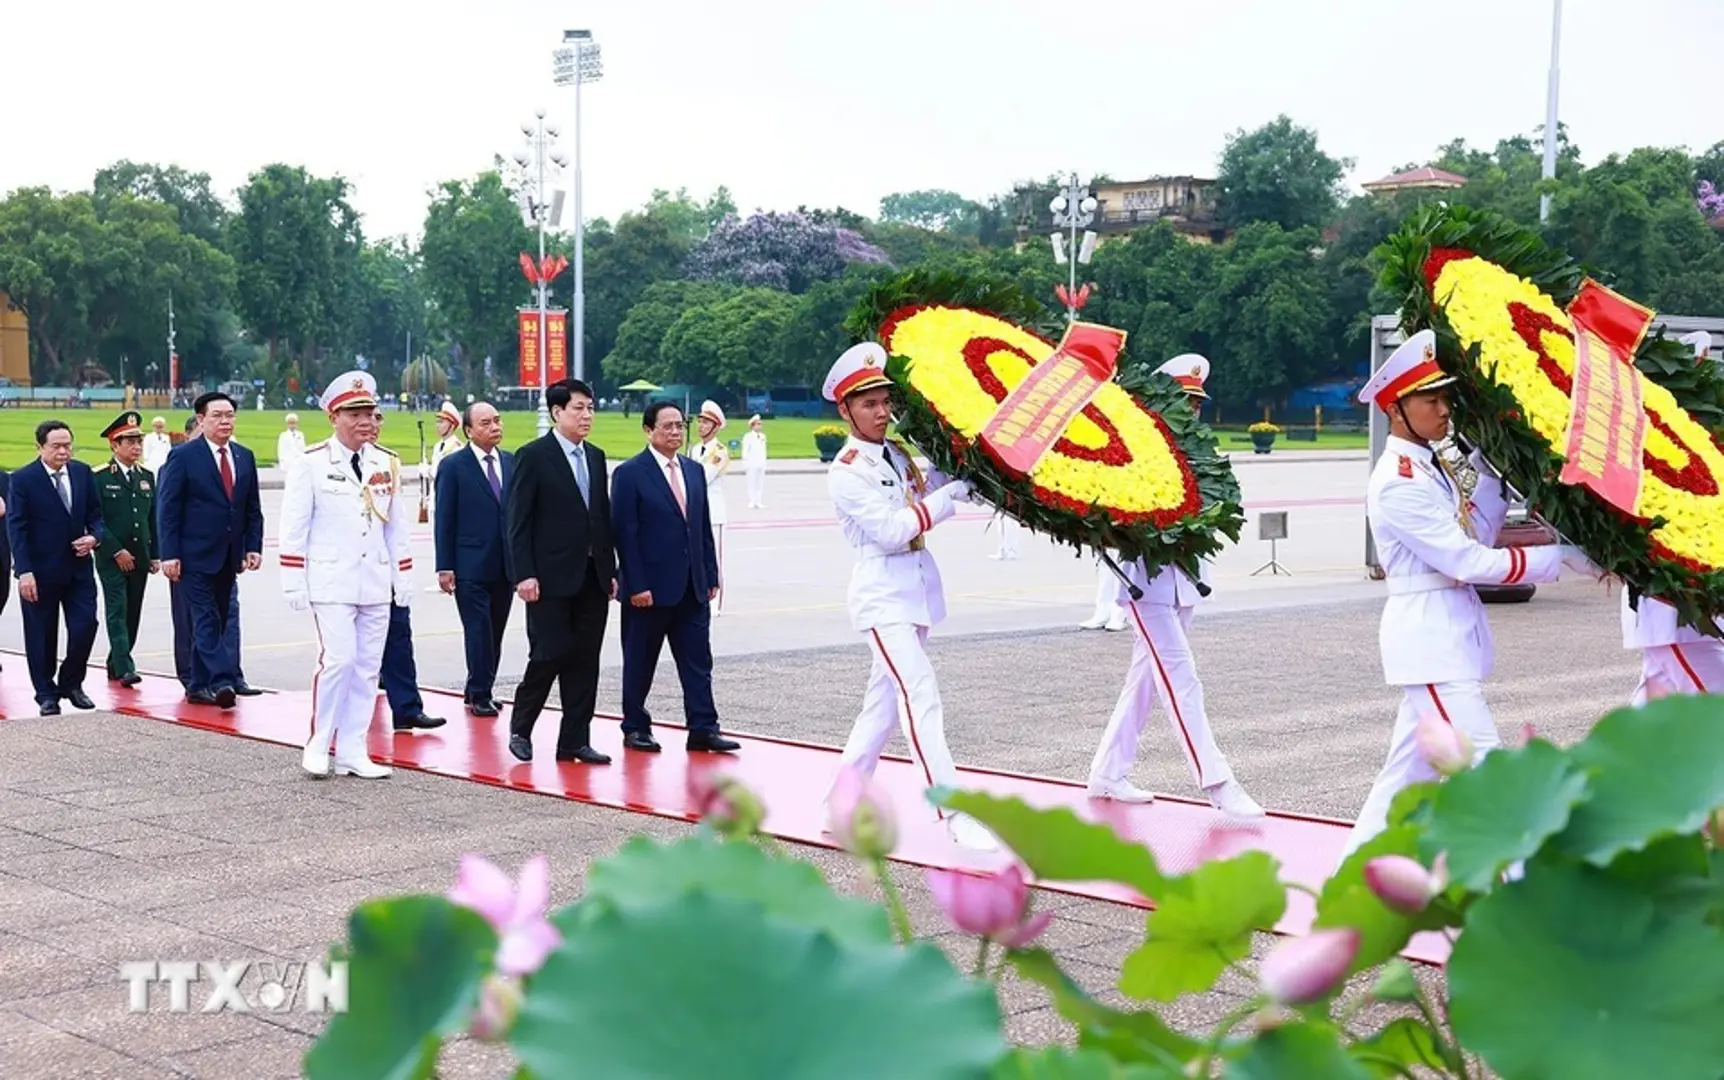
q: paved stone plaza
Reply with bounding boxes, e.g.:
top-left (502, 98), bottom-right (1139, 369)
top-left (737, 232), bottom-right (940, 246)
top-left (0, 454), bottom-right (1641, 1076)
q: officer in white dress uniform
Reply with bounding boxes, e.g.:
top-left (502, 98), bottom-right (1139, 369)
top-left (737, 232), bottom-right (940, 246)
top-left (142, 417), bottom-right (173, 475)
top-left (741, 415), bottom-right (769, 508)
top-left (1621, 330), bottom-right (1724, 701)
top-left (1087, 355), bottom-right (1264, 820)
top-left (821, 342), bottom-right (997, 851)
top-left (1341, 329), bottom-right (1595, 858)
top-left (695, 400), bottom-right (731, 614)
top-left (425, 400), bottom-right (464, 515)
top-left (276, 414), bottom-right (306, 467)
top-left (279, 372), bottom-right (413, 780)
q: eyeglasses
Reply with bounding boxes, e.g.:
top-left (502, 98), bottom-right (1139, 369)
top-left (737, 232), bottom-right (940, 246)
top-left (654, 422), bottom-right (686, 431)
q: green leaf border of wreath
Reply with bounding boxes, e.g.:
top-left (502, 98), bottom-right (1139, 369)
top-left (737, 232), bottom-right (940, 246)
top-left (842, 268), bottom-right (1245, 578)
top-left (1377, 203), bottom-right (1724, 637)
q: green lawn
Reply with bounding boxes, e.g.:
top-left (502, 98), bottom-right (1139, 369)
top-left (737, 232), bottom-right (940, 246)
top-left (0, 408), bottom-right (1367, 469)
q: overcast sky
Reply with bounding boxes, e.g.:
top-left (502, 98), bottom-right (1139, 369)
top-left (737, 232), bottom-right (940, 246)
top-left (4, 0), bottom-right (1719, 241)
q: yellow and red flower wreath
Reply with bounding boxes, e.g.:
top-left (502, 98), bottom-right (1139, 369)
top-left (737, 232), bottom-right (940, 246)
top-left (845, 271), bottom-right (1243, 574)
top-left (1381, 206), bottom-right (1724, 634)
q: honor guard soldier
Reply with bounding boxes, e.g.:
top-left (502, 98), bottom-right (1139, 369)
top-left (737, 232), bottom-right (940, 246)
top-left (430, 399), bottom-right (464, 481)
top-left (820, 342), bottom-right (997, 851)
top-left (1342, 329), bottom-right (1596, 858)
top-left (694, 400), bottom-right (731, 613)
top-left (280, 371), bottom-right (413, 780)
top-left (1621, 330), bottom-right (1724, 700)
top-left (1087, 355), bottom-right (1263, 820)
top-left (94, 411), bottom-right (158, 687)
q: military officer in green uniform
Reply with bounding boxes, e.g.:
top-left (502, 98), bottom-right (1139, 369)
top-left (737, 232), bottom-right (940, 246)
top-left (95, 411), bottom-right (159, 686)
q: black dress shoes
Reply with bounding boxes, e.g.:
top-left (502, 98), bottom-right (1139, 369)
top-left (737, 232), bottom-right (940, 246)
top-left (186, 690), bottom-right (219, 706)
top-left (213, 686), bottom-right (237, 710)
top-left (393, 714), bottom-right (447, 732)
top-left (120, 673), bottom-right (143, 688)
top-left (623, 731), bottom-right (662, 753)
top-left (467, 698), bottom-right (501, 718)
top-left (233, 683), bottom-right (264, 697)
top-left (508, 735), bottom-right (533, 762)
top-left (557, 746), bottom-right (612, 765)
top-left (63, 689), bottom-right (96, 711)
top-left (38, 701), bottom-right (60, 716)
top-left (688, 732), bottom-right (741, 754)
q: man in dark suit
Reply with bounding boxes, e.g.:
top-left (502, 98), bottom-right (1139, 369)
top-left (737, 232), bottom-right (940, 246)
top-left (435, 400), bottom-right (514, 717)
top-left (157, 392), bottom-right (265, 708)
top-left (611, 402), bottom-right (740, 755)
top-left (504, 379), bottom-right (614, 764)
top-left (168, 415), bottom-right (253, 694)
top-left (7, 420), bottom-right (103, 714)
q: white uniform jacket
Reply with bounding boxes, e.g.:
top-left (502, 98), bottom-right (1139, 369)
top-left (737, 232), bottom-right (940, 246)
top-left (829, 436), bottom-right (964, 632)
top-left (430, 434), bottom-right (463, 481)
top-left (276, 429), bottom-right (306, 466)
top-left (1621, 590), bottom-right (1724, 648)
top-left (741, 430), bottom-right (768, 467)
top-left (697, 439), bottom-right (731, 525)
top-left (1367, 435), bottom-right (1562, 685)
top-left (1117, 557), bottom-right (1208, 608)
top-left (279, 439), bottom-right (413, 606)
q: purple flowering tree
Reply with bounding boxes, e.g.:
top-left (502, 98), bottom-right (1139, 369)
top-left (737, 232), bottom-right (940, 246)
top-left (688, 211), bottom-right (888, 294)
top-left (1696, 180), bottom-right (1724, 221)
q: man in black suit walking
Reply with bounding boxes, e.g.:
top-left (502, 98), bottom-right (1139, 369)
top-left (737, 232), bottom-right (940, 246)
top-left (7, 420), bottom-right (103, 714)
top-left (504, 379), bottom-right (615, 764)
top-left (611, 402), bottom-right (739, 754)
top-left (435, 401), bottom-right (514, 717)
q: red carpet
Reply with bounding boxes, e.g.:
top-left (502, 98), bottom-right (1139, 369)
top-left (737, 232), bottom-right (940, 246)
top-left (0, 657), bottom-right (1445, 965)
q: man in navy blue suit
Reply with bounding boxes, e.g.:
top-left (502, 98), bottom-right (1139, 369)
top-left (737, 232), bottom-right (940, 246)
top-left (7, 420), bottom-right (103, 714)
top-left (611, 401), bottom-right (739, 755)
top-left (157, 392), bottom-right (264, 709)
top-left (434, 400), bottom-right (514, 717)
top-left (168, 415), bottom-right (254, 695)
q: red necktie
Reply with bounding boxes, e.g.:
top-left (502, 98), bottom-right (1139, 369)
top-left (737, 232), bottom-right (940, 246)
top-left (219, 446), bottom-right (235, 498)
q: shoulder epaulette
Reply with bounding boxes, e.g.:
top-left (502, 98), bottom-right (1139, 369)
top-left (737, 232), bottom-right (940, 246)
top-left (1396, 455), bottom-right (1413, 479)
top-left (375, 445), bottom-right (400, 459)
top-left (305, 441), bottom-right (327, 454)
top-left (96, 462), bottom-right (114, 473)
top-left (838, 448), bottom-right (859, 465)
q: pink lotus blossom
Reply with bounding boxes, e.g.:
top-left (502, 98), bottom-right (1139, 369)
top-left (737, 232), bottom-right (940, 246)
top-left (449, 854), bottom-right (561, 976)
top-left (1414, 712), bottom-right (1474, 776)
top-left (828, 764), bottom-right (898, 857)
top-left (1364, 853), bottom-right (1448, 914)
top-left (687, 769), bottom-right (764, 836)
top-left (926, 864), bottom-right (1051, 948)
top-left (469, 974), bottom-right (522, 1042)
top-left (1259, 928), bottom-right (1360, 1005)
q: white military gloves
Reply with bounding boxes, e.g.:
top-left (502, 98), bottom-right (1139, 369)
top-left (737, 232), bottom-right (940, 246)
top-left (285, 590), bottom-right (310, 612)
top-left (1559, 545), bottom-right (1605, 580)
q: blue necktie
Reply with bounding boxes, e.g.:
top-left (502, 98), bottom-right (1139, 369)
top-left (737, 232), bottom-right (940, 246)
top-left (572, 445), bottom-right (590, 505)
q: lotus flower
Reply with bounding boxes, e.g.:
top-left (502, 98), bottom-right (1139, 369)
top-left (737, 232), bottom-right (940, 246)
top-left (828, 764), bottom-right (898, 857)
top-left (1414, 712), bottom-right (1474, 776)
top-left (1364, 853), bottom-right (1448, 914)
top-left (1259, 928), bottom-right (1360, 1005)
top-left (687, 769), bottom-right (765, 837)
top-left (926, 864), bottom-right (1052, 948)
top-left (449, 854), bottom-right (560, 976)
top-left (469, 973), bottom-right (523, 1042)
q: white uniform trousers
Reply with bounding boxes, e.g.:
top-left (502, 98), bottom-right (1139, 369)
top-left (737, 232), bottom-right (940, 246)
top-left (1632, 642), bottom-right (1724, 705)
top-left (306, 603), bottom-right (391, 765)
top-left (746, 466), bottom-right (767, 508)
top-left (1089, 603), bottom-right (1234, 791)
top-left (1087, 560), bottom-right (1124, 626)
top-left (1341, 681), bottom-right (1497, 860)
top-left (993, 517), bottom-right (1021, 558)
top-left (831, 623), bottom-right (958, 821)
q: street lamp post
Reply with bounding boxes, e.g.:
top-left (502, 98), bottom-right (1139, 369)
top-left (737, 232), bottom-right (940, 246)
top-left (554, 30), bottom-right (602, 385)
top-left (510, 111), bottom-right (568, 436)
top-left (1540, 0), bottom-right (1563, 223)
top-left (1048, 174), bottom-right (1098, 321)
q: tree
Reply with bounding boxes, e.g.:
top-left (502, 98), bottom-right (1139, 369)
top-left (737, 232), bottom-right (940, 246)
top-left (93, 160), bottom-right (229, 245)
top-left (1086, 223), bottom-right (1218, 373)
top-left (582, 204), bottom-right (694, 386)
top-left (688, 211), bottom-right (887, 294)
top-left (353, 237), bottom-right (429, 380)
top-left (226, 164), bottom-right (364, 382)
top-left (775, 264), bottom-right (895, 385)
top-left (879, 190), bottom-right (982, 235)
top-left (640, 187), bottom-right (735, 245)
top-left (1204, 223), bottom-right (1335, 409)
top-left (1216, 115), bottom-right (1351, 232)
top-left (1429, 127), bottom-right (1583, 225)
top-left (661, 288), bottom-right (799, 389)
top-left (606, 280), bottom-right (731, 385)
top-left (419, 171), bottom-right (536, 393)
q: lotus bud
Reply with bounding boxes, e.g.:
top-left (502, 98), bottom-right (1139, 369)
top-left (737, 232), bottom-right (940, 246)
top-left (687, 770), bottom-right (765, 838)
top-left (469, 974), bottom-right (523, 1042)
top-left (828, 764), bottom-right (899, 858)
top-left (1363, 852), bottom-right (1448, 915)
top-left (926, 863), bottom-right (1051, 947)
top-left (1414, 712), bottom-right (1474, 776)
top-left (1258, 929), bottom-right (1360, 1006)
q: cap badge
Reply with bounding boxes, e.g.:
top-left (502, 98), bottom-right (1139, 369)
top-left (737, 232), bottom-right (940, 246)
top-left (351, 377), bottom-right (365, 389)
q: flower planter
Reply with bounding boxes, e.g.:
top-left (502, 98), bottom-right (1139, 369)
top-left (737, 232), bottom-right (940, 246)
top-left (1250, 432), bottom-right (1277, 454)
top-left (814, 434), bottom-right (845, 463)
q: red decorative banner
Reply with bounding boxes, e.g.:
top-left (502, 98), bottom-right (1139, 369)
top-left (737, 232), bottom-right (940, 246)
top-left (1559, 280), bottom-right (1651, 513)
top-left (518, 310), bottom-right (541, 386)
top-left (978, 321), bottom-right (1127, 478)
top-left (545, 310), bottom-right (568, 383)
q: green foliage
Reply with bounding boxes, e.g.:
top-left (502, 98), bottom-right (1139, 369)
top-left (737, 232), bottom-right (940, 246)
top-left (418, 171), bottom-right (536, 393)
top-left (1227, 1023), bottom-right (1376, 1080)
top-left (1009, 951), bottom-right (1199, 1067)
top-left (847, 268), bottom-right (1244, 576)
top-left (303, 896), bottom-right (497, 1080)
top-left (991, 1047), bottom-right (1174, 1078)
top-left (1216, 115), bottom-right (1351, 232)
top-left (1377, 203), bottom-right (1724, 634)
top-left (938, 789), bottom-right (1166, 898)
top-left (516, 891), bottom-right (1003, 1080)
top-left (1314, 824), bottom-right (1444, 974)
top-left (1420, 740), bottom-right (1590, 890)
top-left (1120, 853), bottom-right (1285, 1002)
